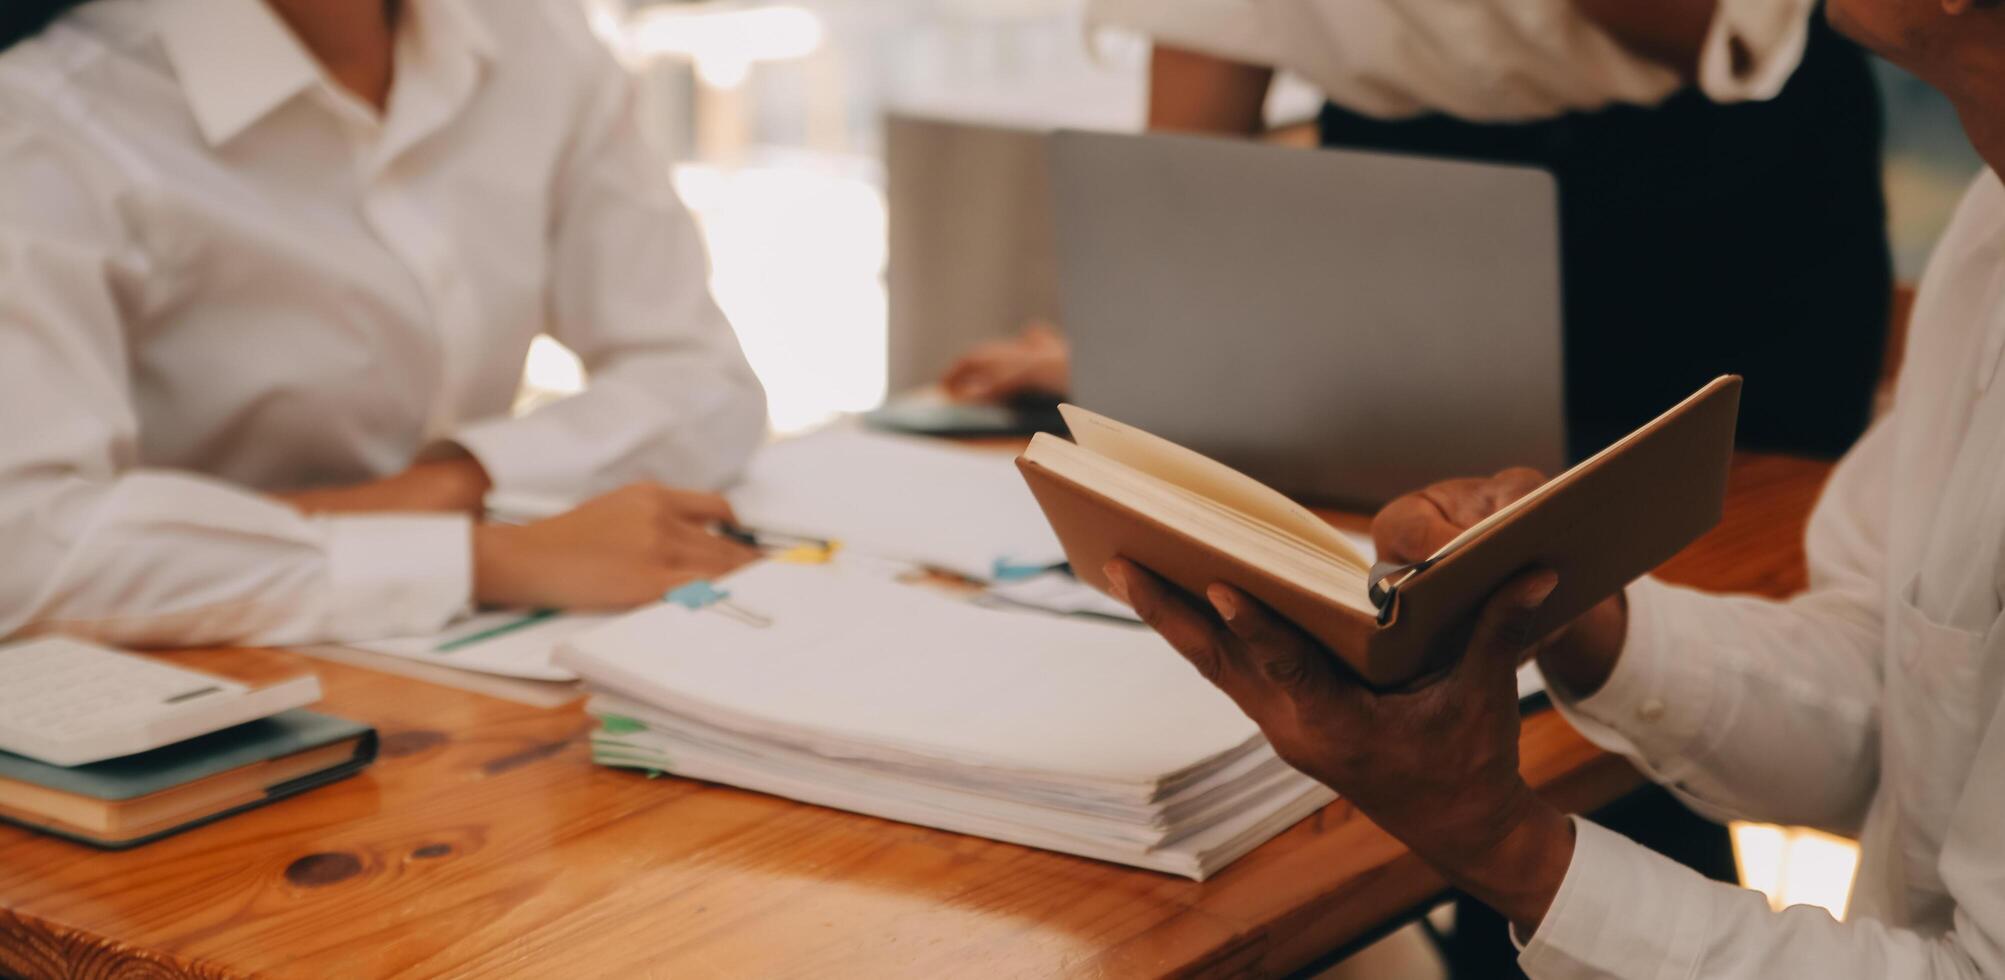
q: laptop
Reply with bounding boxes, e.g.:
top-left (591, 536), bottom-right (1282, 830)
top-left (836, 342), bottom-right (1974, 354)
top-left (1050, 130), bottom-right (1567, 508)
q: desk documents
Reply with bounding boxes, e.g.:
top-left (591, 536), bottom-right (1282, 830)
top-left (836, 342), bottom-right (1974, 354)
top-left (728, 426), bottom-right (1066, 581)
top-left (557, 562), bottom-right (1333, 879)
top-left (348, 610), bottom-right (612, 683)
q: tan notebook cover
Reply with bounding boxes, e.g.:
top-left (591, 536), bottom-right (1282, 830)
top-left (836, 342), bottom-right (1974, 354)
top-left (1017, 376), bottom-right (1740, 687)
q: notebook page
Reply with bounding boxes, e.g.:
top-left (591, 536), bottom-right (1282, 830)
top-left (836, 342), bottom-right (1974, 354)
top-left (1058, 405), bottom-right (1367, 568)
top-left (727, 426), bottom-right (1065, 581)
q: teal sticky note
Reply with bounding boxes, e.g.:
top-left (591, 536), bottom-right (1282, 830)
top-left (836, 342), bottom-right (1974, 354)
top-left (992, 559), bottom-right (1063, 583)
top-left (666, 580), bottom-right (729, 610)
top-left (600, 715), bottom-right (646, 735)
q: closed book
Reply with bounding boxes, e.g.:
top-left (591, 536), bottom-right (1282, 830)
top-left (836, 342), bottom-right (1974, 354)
top-left (1017, 377), bottom-right (1740, 687)
top-left (0, 709), bottom-right (377, 849)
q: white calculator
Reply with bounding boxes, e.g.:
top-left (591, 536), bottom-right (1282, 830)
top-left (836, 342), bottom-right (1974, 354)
top-left (0, 636), bottom-right (321, 767)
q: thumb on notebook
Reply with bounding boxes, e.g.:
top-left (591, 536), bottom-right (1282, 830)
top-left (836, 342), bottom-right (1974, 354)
top-left (1370, 467), bottom-right (1547, 564)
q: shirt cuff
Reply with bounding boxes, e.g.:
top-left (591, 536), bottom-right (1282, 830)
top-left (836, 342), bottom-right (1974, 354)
top-left (1695, 0), bottom-right (1814, 103)
top-left (453, 412), bottom-right (602, 519)
top-left (321, 513), bottom-right (472, 641)
top-left (1548, 578), bottom-right (1717, 784)
top-left (1515, 817), bottom-right (1713, 977)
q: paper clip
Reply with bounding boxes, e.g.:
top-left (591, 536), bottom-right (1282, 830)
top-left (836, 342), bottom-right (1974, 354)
top-left (665, 580), bottom-right (773, 628)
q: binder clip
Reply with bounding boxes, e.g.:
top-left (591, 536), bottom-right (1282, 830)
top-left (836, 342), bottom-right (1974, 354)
top-left (1366, 558), bottom-right (1435, 626)
top-left (665, 580), bottom-right (773, 628)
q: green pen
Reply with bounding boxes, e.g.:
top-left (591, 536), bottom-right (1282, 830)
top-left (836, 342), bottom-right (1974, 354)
top-left (436, 608), bottom-right (560, 653)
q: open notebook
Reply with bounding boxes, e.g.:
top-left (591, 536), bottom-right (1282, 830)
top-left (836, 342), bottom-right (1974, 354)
top-left (1018, 376), bottom-right (1740, 686)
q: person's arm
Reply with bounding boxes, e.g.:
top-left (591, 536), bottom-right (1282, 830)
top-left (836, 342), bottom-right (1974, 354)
top-left (1147, 44), bottom-right (1273, 135)
top-left (0, 121), bottom-right (471, 648)
top-left (453, 12), bottom-right (767, 515)
top-left (1092, 0), bottom-right (1815, 122)
top-left (270, 452), bottom-right (492, 516)
top-left (1543, 415), bottom-right (1891, 834)
top-left (1574, 0), bottom-right (1815, 101)
top-left (1107, 442), bottom-right (2005, 976)
top-left (937, 41), bottom-right (1271, 406)
top-left (1370, 416), bottom-right (1894, 834)
top-left (0, 110), bottom-right (757, 648)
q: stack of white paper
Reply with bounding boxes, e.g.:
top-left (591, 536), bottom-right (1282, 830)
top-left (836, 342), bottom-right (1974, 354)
top-left (726, 426), bottom-right (1067, 581)
top-left (555, 562), bottom-right (1333, 880)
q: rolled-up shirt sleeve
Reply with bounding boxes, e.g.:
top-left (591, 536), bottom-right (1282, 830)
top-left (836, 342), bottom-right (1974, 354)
top-left (1087, 0), bottom-right (1816, 121)
top-left (0, 120), bottom-right (470, 649)
top-left (455, 15), bottom-right (766, 510)
top-left (1699, 0), bottom-right (1817, 103)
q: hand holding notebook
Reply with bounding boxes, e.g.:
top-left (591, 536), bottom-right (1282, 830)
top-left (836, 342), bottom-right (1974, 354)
top-left (1017, 376), bottom-right (1741, 686)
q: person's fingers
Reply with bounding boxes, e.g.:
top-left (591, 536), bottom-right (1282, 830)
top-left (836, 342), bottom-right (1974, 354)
top-left (649, 567), bottom-right (705, 599)
top-left (1371, 492), bottom-right (1467, 564)
top-left (941, 351), bottom-right (998, 398)
top-left (1204, 583), bottom-right (1341, 702)
top-left (1458, 569), bottom-right (1561, 688)
top-left (656, 489), bottom-right (737, 525)
top-left (1022, 320), bottom-right (1061, 344)
top-left (947, 364), bottom-right (1009, 402)
top-left (1487, 467), bottom-right (1547, 508)
top-left (1105, 559), bottom-right (1253, 699)
top-left (660, 520), bottom-right (759, 570)
top-left (1418, 476), bottom-right (1508, 530)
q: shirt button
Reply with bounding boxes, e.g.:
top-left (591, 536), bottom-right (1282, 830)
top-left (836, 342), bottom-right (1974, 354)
top-left (1636, 698), bottom-right (1666, 722)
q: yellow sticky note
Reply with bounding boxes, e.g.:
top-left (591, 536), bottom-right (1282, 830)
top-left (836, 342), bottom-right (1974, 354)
top-left (773, 540), bottom-right (841, 565)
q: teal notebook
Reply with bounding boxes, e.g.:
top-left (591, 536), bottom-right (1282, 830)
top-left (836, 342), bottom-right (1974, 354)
top-left (0, 709), bottom-right (377, 849)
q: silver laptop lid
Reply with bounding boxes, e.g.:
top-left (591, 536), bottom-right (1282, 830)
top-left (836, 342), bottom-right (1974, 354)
top-left (1052, 130), bottom-right (1566, 508)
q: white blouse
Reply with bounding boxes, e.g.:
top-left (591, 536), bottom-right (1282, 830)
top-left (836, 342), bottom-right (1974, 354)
top-left (0, 0), bottom-right (767, 648)
top-left (1524, 171), bottom-right (2005, 977)
top-left (1089, 0), bottom-right (1818, 121)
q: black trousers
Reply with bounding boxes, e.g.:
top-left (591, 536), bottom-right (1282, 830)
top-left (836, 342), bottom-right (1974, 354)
top-left (1316, 10), bottom-right (1891, 460)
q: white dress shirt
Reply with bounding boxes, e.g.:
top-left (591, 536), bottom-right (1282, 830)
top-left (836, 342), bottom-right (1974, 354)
top-left (0, 0), bottom-right (767, 648)
top-left (1520, 170), bottom-right (2005, 977)
top-left (1089, 0), bottom-right (1817, 121)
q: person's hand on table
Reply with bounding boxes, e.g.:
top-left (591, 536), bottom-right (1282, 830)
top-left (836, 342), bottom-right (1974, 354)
top-left (473, 483), bottom-right (759, 610)
top-left (941, 321), bottom-right (1071, 404)
top-left (1100, 467), bottom-right (1636, 935)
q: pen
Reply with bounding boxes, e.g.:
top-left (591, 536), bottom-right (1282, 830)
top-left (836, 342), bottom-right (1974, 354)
top-left (717, 523), bottom-right (835, 553)
top-left (437, 608), bottom-right (560, 653)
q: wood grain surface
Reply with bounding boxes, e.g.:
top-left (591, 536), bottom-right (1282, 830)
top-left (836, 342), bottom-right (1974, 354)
top-left (0, 453), bottom-right (1833, 980)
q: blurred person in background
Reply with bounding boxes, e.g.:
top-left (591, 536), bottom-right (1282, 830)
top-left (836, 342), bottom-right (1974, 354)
top-left (945, 0), bottom-right (1891, 461)
top-left (0, 0), bottom-right (767, 650)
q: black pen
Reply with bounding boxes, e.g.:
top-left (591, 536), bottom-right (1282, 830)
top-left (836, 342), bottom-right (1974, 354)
top-left (717, 523), bottom-right (834, 553)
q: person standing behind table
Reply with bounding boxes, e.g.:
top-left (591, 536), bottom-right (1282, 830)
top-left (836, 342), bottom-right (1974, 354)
top-left (945, 0), bottom-right (1892, 460)
top-left (0, 0), bottom-right (768, 650)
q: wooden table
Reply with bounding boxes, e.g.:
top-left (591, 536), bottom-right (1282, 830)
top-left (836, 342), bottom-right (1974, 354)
top-left (0, 454), bottom-right (1833, 980)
